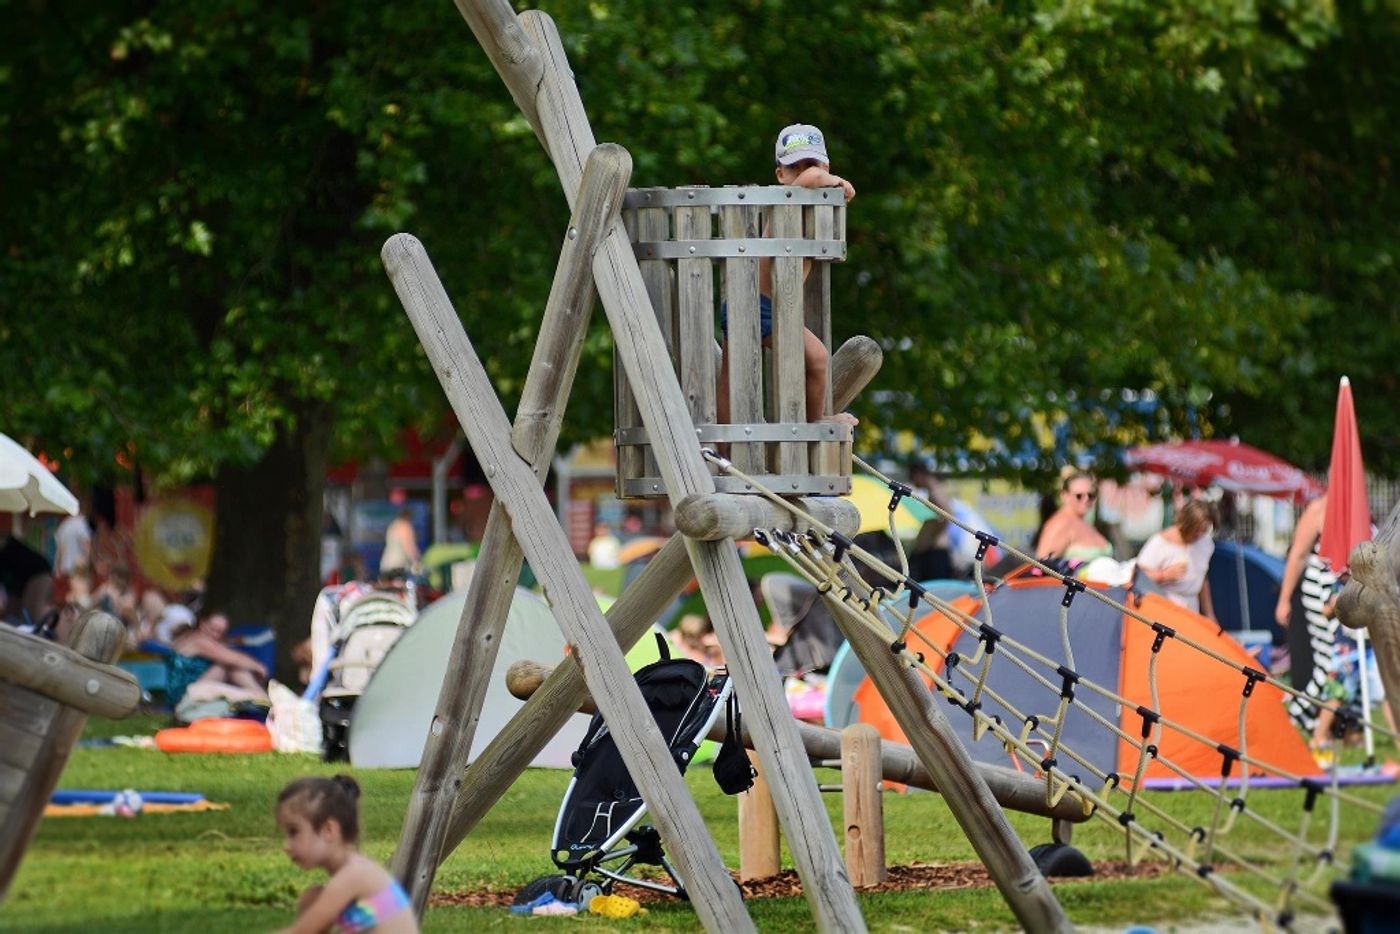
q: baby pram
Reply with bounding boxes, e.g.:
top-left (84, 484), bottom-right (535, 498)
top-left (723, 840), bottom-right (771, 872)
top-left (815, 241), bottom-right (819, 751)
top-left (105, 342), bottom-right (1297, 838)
top-left (514, 640), bottom-right (741, 907)
top-left (307, 584), bottom-right (417, 761)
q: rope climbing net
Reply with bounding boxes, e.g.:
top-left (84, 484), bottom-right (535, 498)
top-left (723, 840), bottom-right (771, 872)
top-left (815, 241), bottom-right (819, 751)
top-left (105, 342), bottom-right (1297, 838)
top-left (701, 449), bottom-right (1390, 928)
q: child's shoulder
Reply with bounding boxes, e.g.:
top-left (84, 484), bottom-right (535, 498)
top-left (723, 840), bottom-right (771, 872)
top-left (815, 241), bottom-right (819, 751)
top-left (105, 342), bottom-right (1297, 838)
top-left (338, 853), bottom-right (394, 894)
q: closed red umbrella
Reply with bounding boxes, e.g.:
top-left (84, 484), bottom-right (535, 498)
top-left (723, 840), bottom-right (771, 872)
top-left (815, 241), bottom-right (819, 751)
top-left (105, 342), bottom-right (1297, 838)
top-left (1318, 376), bottom-right (1371, 573)
top-left (1123, 439), bottom-right (1323, 502)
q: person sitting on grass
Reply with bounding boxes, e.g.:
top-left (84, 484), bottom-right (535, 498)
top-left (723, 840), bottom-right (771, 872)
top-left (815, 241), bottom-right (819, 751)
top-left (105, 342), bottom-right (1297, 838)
top-left (275, 775), bottom-right (418, 934)
top-left (168, 607), bottom-right (269, 707)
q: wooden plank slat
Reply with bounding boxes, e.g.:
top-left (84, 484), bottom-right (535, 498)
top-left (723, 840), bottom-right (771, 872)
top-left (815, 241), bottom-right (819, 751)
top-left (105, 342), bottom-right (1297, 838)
top-left (770, 202), bottom-right (807, 476)
top-left (388, 144), bottom-right (631, 916)
top-left (1, 611), bottom-right (128, 900)
top-left (675, 201), bottom-right (717, 430)
top-left (0, 627), bottom-right (139, 719)
top-left (635, 204), bottom-right (672, 486)
top-left (383, 232), bottom-right (752, 933)
top-left (805, 203), bottom-right (840, 477)
top-left (614, 208), bottom-right (644, 495)
top-left (721, 202), bottom-right (764, 472)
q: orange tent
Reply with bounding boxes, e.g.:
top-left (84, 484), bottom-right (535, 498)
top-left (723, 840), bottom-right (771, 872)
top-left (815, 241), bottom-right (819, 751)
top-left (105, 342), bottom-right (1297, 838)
top-left (854, 577), bottom-right (1317, 785)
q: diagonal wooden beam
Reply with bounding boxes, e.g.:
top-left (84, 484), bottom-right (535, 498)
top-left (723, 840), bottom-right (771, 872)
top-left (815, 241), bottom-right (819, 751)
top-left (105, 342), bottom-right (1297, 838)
top-left (388, 144), bottom-right (631, 914)
top-left (435, 339), bottom-right (886, 861)
top-left (823, 593), bottom-right (1072, 932)
top-left (438, 532), bottom-right (693, 856)
top-left (383, 233), bottom-right (753, 931)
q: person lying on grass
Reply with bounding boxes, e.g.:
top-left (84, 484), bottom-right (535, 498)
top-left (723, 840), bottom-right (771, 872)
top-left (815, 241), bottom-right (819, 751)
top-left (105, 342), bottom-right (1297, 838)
top-left (275, 775), bottom-right (418, 934)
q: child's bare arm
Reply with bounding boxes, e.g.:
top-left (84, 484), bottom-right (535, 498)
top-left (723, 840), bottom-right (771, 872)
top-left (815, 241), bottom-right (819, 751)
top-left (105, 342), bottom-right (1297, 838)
top-left (792, 165), bottom-right (855, 200)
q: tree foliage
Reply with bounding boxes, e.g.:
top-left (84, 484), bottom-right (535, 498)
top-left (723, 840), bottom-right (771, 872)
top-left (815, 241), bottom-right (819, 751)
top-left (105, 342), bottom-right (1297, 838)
top-left (1, 0), bottom-right (1396, 640)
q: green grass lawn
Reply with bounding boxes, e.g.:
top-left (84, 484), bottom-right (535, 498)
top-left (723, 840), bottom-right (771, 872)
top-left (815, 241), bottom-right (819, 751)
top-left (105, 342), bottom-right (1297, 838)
top-left (6, 712), bottom-right (1391, 932)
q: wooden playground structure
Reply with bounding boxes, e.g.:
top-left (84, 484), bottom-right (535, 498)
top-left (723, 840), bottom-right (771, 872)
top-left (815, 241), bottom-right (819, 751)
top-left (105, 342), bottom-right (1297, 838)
top-left (380, 1), bottom-right (1076, 930)
top-left (0, 611), bottom-right (140, 900)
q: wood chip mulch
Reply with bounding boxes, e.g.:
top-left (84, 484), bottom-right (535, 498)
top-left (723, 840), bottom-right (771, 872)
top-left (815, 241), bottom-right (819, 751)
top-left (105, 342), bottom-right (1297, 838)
top-left (430, 859), bottom-right (1171, 909)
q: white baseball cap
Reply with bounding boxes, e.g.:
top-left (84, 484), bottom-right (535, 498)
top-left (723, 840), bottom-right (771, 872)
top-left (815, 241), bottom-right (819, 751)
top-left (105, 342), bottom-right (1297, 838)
top-left (774, 124), bottom-right (830, 166)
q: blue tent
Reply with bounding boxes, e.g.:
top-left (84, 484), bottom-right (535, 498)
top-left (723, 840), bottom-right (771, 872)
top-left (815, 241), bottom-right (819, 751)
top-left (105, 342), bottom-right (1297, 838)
top-left (1207, 540), bottom-right (1285, 644)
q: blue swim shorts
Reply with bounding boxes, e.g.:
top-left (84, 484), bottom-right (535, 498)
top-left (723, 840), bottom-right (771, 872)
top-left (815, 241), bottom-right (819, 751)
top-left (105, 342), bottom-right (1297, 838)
top-left (719, 294), bottom-right (773, 339)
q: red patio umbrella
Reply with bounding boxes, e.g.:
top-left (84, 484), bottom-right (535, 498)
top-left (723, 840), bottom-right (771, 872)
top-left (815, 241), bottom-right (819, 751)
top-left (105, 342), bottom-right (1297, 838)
top-left (1318, 376), bottom-right (1371, 573)
top-left (1123, 439), bottom-right (1324, 502)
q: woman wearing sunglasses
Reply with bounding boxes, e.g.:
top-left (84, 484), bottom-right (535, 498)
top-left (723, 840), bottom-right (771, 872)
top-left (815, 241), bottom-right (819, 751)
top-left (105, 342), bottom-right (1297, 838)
top-left (1035, 471), bottom-right (1113, 564)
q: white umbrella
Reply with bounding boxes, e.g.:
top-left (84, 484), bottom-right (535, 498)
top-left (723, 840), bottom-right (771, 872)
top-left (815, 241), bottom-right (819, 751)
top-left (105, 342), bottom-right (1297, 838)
top-left (0, 433), bottom-right (78, 516)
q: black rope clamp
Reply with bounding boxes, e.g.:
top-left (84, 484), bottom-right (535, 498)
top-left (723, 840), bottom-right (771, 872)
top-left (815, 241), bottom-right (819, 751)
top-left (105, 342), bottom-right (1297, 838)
top-left (906, 579), bottom-right (926, 609)
top-left (752, 529), bottom-right (770, 547)
top-left (1216, 744), bottom-right (1240, 779)
top-left (945, 651), bottom-right (960, 668)
top-left (974, 530), bottom-right (999, 562)
top-left (890, 639), bottom-right (906, 654)
top-left (1105, 772), bottom-right (1122, 790)
top-left (1040, 756), bottom-right (1057, 773)
top-left (886, 480), bottom-right (912, 512)
top-left (1196, 864), bottom-right (1214, 879)
top-left (816, 579), bottom-right (832, 595)
top-left (1146, 743), bottom-right (1159, 759)
top-left (1150, 622), bottom-right (1176, 654)
top-left (1241, 666), bottom-right (1267, 698)
top-left (1300, 778), bottom-right (1324, 812)
top-left (829, 532), bottom-right (853, 563)
top-left (1061, 577), bottom-right (1086, 608)
top-left (1025, 714), bottom-right (1040, 731)
top-left (977, 623), bottom-right (1003, 655)
top-left (1230, 797), bottom-right (1246, 813)
top-left (1055, 665), bottom-right (1079, 701)
top-left (1117, 811), bottom-right (1135, 827)
top-left (1190, 826), bottom-right (1206, 843)
top-left (1136, 705), bottom-right (1160, 739)
top-left (914, 652), bottom-right (925, 664)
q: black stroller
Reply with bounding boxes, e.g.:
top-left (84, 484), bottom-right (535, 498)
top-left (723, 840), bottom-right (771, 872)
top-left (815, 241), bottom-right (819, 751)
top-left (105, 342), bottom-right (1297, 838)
top-left (514, 639), bottom-right (744, 907)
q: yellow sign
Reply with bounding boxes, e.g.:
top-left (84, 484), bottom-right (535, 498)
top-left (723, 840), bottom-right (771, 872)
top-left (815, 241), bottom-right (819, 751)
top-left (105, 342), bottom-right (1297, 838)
top-left (134, 500), bottom-right (214, 591)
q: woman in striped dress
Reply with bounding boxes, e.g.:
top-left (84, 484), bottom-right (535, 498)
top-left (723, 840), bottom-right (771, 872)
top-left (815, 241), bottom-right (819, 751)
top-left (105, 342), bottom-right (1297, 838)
top-left (1275, 495), bottom-right (1337, 731)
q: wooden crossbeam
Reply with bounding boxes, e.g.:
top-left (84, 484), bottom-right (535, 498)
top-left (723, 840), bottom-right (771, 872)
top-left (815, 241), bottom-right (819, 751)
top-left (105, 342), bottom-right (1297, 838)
top-left (822, 593), bottom-right (1072, 932)
top-left (383, 233), bottom-right (753, 931)
top-left (388, 144), bottom-right (631, 913)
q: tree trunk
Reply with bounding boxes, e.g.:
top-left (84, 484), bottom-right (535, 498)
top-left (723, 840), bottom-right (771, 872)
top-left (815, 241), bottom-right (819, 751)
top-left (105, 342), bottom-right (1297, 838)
top-left (206, 404), bottom-right (332, 683)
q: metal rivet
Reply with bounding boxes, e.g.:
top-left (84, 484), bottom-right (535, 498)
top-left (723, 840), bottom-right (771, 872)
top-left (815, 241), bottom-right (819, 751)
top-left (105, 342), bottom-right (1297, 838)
top-left (786, 191), bottom-right (793, 198)
top-left (688, 246), bottom-right (696, 254)
top-left (791, 426), bottom-right (798, 435)
top-left (744, 427), bottom-right (752, 435)
top-left (86, 679), bottom-right (100, 695)
top-left (785, 246), bottom-right (792, 253)
top-left (738, 244), bottom-right (746, 253)
top-left (486, 465), bottom-right (496, 477)
top-left (652, 483), bottom-right (660, 491)
top-left (738, 192), bottom-right (745, 200)
top-left (568, 227), bottom-right (578, 240)
top-left (687, 190), bottom-right (696, 199)
top-left (431, 720), bottom-right (445, 736)
top-left (821, 247), bottom-right (828, 254)
top-left (792, 481), bottom-right (800, 490)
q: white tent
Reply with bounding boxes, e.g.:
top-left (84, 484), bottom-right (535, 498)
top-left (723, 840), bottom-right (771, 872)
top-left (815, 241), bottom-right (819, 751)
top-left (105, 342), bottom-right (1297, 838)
top-left (348, 586), bottom-right (590, 769)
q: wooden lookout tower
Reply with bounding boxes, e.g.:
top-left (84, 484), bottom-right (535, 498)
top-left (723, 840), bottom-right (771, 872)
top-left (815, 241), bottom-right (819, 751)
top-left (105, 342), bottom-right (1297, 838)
top-left (380, 2), bottom-right (1071, 932)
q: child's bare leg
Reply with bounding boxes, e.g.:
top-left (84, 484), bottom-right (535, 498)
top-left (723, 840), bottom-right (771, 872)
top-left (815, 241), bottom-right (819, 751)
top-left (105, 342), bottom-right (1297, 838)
top-left (802, 328), bottom-right (856, 426)
top-left (1312, 703), bottom-right (1337, 748)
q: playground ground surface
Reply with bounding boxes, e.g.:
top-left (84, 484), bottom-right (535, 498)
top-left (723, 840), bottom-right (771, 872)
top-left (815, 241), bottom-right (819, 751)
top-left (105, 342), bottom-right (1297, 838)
top-left (8, 713), bottom-right (1387, 932)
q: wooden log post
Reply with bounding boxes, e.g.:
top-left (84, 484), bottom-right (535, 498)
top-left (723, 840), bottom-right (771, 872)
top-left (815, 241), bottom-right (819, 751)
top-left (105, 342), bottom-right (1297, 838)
top-left (507, 10), bottom-right (865, 931)
top-left (1338, 501), bottom-right (1400, 716)
top-left (388, 145), bottom-right (632, 913)
top-left (383, 234), bottom-right (752, 931)
top-left (1, 611), bottom-right (136, 900)
top-left (841, 723), bottom-right (886, 888)
top-left (824, 594), bottom-right (1072, 933)
top-left (504, 659), bottom-right (1093, 826)
top-left (738, 761), bottom-right (782, 881)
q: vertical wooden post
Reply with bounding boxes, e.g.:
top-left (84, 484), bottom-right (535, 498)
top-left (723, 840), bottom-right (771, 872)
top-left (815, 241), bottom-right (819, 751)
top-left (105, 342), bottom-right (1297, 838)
top-left (841, 723), bottom-right (886, 888)
top-left (770, 201), bottom-right (807, 476)
top-left (738, 762), bottom-right (782, 881)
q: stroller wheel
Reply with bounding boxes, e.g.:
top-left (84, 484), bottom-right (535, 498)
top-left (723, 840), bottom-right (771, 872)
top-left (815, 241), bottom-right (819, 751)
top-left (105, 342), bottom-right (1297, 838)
top-left (570, 878), bottom-right (605, 905)
top-left (512, 874), bottom-right (577, 907)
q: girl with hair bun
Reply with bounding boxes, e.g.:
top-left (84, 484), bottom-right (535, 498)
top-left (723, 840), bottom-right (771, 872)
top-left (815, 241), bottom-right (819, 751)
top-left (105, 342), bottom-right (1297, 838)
top-left (275, 775), bottom-right (418, 933)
